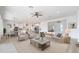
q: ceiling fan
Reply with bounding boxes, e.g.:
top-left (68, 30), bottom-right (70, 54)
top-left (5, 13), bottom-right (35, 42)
top-left (31, 11), bottom-right (43, 18)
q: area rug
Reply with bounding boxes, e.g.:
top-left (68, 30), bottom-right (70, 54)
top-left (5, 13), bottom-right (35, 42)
top-left (0, 43), bottom-right (17, 53)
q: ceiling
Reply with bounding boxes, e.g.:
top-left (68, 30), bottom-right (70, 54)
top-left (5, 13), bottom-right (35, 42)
top-left (0, 6), bottom-right (79, 23)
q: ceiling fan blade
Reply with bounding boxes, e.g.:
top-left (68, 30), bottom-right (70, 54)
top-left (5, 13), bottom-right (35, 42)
top-left (39, 14), bottom-right (42, 16)
top-left (32, 14), bottom-right (36, 17)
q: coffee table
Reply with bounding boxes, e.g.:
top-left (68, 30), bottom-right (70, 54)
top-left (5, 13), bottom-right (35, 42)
top-left (30, 37), bottom-right (50, 50)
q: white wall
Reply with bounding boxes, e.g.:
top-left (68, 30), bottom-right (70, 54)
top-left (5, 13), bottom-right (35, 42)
top-left (39, 22), bottom-right (48, 32)
top-left (0, 15), bottom-right (3, 39)
top-left (3, 20), bottom-right (15, 33)
top-left (77, 11), bottom-right (79, 28)
top-left (40, 14), bottom-right (77, 33)
top-left (48, 20), bottom-right (67, 34)
top-left (3, 12), bottom-right (77, 34)
top-left (69, 11), bottom-right (79, 42)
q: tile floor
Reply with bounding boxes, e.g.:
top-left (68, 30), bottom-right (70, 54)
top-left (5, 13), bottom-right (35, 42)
top-left (0, 36), bottom-right (77, 53)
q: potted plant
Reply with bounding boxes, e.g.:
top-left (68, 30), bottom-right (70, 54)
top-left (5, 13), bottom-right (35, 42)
top-left (40, 32), bottom-right (45, 41)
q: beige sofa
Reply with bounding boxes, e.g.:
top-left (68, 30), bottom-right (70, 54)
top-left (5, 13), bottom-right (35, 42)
top-left (18, 30), bottom-right (28, 41)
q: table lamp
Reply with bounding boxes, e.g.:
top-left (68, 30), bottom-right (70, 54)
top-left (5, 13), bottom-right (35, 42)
top-left (40, 32), bottom-right (45, 41)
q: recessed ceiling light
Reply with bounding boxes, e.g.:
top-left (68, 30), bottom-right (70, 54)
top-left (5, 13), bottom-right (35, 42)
top-left (56, 10), bottom-right (60, 14)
